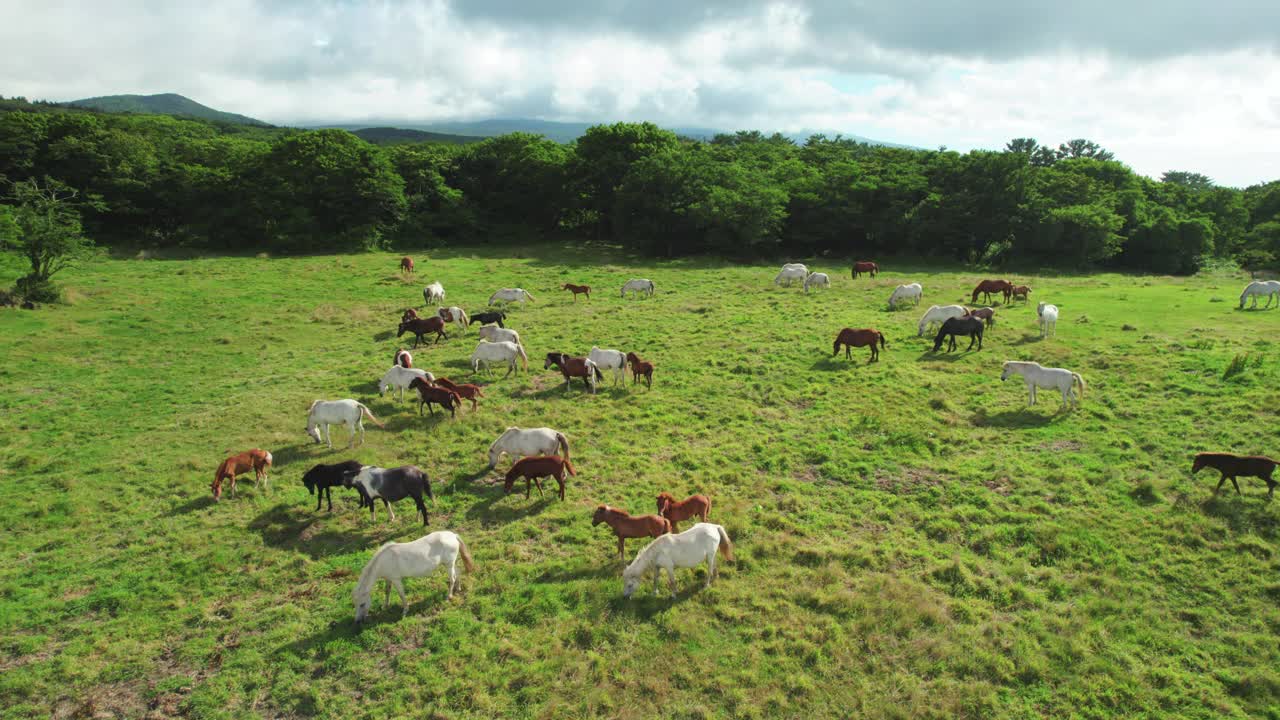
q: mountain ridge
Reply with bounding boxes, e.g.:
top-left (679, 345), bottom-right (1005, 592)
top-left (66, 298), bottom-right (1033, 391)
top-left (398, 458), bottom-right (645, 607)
top-left (63, 93), bottom-right (271, 126)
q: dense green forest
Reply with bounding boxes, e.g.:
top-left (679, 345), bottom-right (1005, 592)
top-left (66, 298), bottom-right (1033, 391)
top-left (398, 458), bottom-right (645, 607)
top-left (2, 95), bottom-right (1278, 274)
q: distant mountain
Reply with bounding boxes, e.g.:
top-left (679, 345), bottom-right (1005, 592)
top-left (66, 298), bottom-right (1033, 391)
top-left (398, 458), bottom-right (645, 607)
top-left (345, 126), bottom-right (486, 145)
top-left (64, 93), bottom-right (270, 126)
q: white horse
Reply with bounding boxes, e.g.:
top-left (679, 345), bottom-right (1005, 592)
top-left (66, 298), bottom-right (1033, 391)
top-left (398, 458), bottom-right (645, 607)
top-left (353, 531), bottom-right (474, 623)
top-left (622, 279), bottom-right (655, 298)
top-left (437, 306), bottom-right (470, 332)
top-left (1240, 280), bottom-right (1280, 309)
top-left (470, 339), bottom-right (528, 377)
top-left (803, 272), bottom-right (830, 293)
top-left (917, 304), bottom-right (969, 336)
top-left (622, 523), bottom-right (734, 599)
top-left (305, 399), bottom-right (383, 448)
top-left (588, 346), bottom-right (628, 387)
top-left (477, 325), bottom-right (522, 347)
top-left (378, 365), bottom-right (435, 402)
top-left (774, 265), bottom-right (808, 287)
top-left (422, 282), bottom-right (446, 306)
top-left (1001, 361), bottom-right (1085, 409)
top-left (488, 288), bottom-right (535, 305)
top-left (487, 426), bottom-right (571, 469)
top-left (1037, 302), bottom-right (1058, 338)
top-left (889, 283), bottom-right (923, 308)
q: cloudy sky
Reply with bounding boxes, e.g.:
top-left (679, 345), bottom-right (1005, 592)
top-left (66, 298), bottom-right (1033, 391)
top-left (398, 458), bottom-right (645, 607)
top-left (2, 1), bottom-right (1277, 186)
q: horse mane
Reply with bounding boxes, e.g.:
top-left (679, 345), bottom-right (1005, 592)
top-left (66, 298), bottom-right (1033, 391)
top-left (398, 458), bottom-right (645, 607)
top-left (354, 541), bottom-right (398, 599)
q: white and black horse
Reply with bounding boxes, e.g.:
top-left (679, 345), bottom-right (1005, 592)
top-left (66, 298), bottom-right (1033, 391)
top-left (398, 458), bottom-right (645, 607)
top-left (346, 465), bottom-right (434, 526)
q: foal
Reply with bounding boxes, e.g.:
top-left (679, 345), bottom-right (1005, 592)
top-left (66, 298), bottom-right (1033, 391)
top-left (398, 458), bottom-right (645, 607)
top-left (625, 351), bottom-right (655, 388)
top-left (656, 492), bottom-right (710, 532)
top-left (592, 505), bottom-right (672, 561)
top-left (1192, 453), bottom-right (1278, 499)
top-left (966, 307), bottom-right (996, 328)
top-left (504, 455), bottom-right (575, 501)
top-left (562, 283), bottom-right (591, 301)
top-left (433, 377), bottom-right (485, 411)
top-left (833, 328), bottom-right (887, 362)
top-left (1011, 286), bottom-right (1031, 302)
top-left (213, 449), bottom-right (273, 500)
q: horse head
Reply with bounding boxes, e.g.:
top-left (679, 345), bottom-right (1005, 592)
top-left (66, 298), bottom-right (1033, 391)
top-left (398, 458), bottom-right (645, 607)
top-left (544, 352), bottom-right (564, 370)
top-left (1191, 454), bottom-right (1207, 474)
top-left (591, 505), bottom-right (608, 525)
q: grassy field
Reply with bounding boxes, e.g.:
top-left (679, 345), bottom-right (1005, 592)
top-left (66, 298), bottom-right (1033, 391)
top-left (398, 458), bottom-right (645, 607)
top-left (1, 246), bottom-right (1279, 719)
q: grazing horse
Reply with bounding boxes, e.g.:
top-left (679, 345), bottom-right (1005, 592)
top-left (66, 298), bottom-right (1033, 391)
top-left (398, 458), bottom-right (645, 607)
top-left (1240, 280), bottom-right (1280, 309)
top-left (588, 347), bottom-right (628, 387)
top-left (804, 272), bottom-right (830, 293)
top-left (851, 261), bottom-right (878, 279)
top-left (487, 426), bottom-right (570, 469)
top-left (379, 365), bottom-right (435, 402)
top-left (477, 324), bottom-right (522, 347)
top-left (917, 304), bottom-right (969, 337)
top-left (626, 351), bottom-right (655, 388)
top-left (400, 256), bottom-right (414, 274)
top-left (423, 281), bottom-right (446, 306)
top-left (433, 377), bottom-right (485, 411)
top-left (1192, 453), bottom-right (1278, 499)
top-left (437, 306), bottom-right (470, 332)
top-left (469, 310), bottom-right (506, 328)
top-left (489, 288), bottom-right (535, 305)
top-left (503, 455), bottom-right (575, 501)
top-left (971, 279), bottom-right (1012, 304)
top-left (393, 348), bottom-right (412, 369)
top-left (347, 465), bottom-right (434, 525)
top-left (593, 505), bottom-right (672, 562)
top-left (562, 283), bottom-right (591, 301)
top-left (471, 340), bottom-right (527, 377)
top-left (353, 531), bottom-right (474, 624)
top-left (212, 449), bottom-right (273, 500)
top-left (966, 306), bottom-right (996, 328)
top-left (306, 399), bottom-right (383, 448)
top-left (545, 352), bottom-right (602, 394)
top-left (622, 279), bottom-right (655, 298)
top-left (833, 328), bottom-right (887, 362)
top-left (888, 283), bottom-right (923, 308)
top-left (1011, 285), bottom-right (1031, 302)
top-left (774, 265), bottom-right (808, 287)
top-left (622, 523), bottom-right (733, 599)
top-left (408, 377), bottom-right (463, 418)
top-left (398, 316), bottom-right (448, 348)
top-left (932, 315), bottom-right (985, 352)
top-left (655, 492), bottom-right (711, 533)
top-left (1000, 361), bottom-right (1085, 410)
top-left (301, 460), bottom-right (364, 512)
top-left (1037, 302), bottom-right (1058, 338)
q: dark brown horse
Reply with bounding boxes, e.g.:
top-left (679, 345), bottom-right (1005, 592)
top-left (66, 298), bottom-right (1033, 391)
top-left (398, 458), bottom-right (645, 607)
top-left (212, 448), bottom-right (273, 500)
top-left (592, 505), bottom-right (672, 561)
top-left (833, 328), bottom-right (887, 362)
top-left (656, 492), bottom-right (710, 532)
top-left (504, 455), bottom-right (576, 500)
top-left (933, 315), bottom-right (984, 352)
top-left (1011, 285), bottom-right (1031, 302)
top-left (562, 283), bottom-right (591, 301)
top-left (545, 352), bottom-right (603, 394)
top-left (400, 256), bottom-right (415, 273)
top-left (398, 316), bottom-right (447, 348)
top-left (625, 351), bottom-right (655, 388)
top-left (433, 377), bottom-right (485, 411)
top-left (1192, 453), bottom-right (1278, 499)
top-left (971, 279), bottom-right (1012, 304)
top-left (851, 261), bottom-right (879, 279)
top-left (965, 307), bottom-right (996, 328)
top-left (408, 377), bottom-right (463, 418)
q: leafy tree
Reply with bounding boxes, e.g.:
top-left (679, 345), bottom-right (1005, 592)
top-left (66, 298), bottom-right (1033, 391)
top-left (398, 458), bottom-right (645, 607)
top-left (571, 122), bottom-right (680, 238)
top-left (1162, 171), bottom-right (1214, 191)
top-left (1056, 139), bottom-right (1115, 162)
top-left (1, 176), bottom-right (96, 301)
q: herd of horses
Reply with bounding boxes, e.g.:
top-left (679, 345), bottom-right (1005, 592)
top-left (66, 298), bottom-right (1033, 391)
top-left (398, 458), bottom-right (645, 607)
top-left (207, 255), bottom-right (1278, 620)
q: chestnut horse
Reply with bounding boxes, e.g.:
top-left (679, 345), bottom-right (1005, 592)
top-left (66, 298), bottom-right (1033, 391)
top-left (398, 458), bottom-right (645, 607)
top-left (851, 261), bottom-right (879, 279)
top-left (213, 448), bottom-right (273, 500)
top-left (504, 455), bottom-right (575, 501)
top-left (1011, 285), bottom-right (1031, 302)
top-left (398, 316), bottom-right (448, 348)
top-left (545, 352), bottom-right (602, 394)
top-left (401, 308), bottom-right (419, 322)
top-left (408, 377), bottom-right (463, 418)
top-left (562, 283), bottom-right (591, 301)
top-left (966, 307), bottom-right (996, 328)
top-left (625, 351), bottom-right (655, 388)
top-left (1192, 453), bottom-right (1278, 499)
top-left (433, 377), bottom-right (485, 411)
top-left (592, 505), bottom-right (672, 561)
top-left (833, 328), bottom-right (887, 362)
top-left (400, 256), bottom-right (414, 273)
top-left (971, 279), bottom-right (1012, 304)
top-left (656, 492), bottom-right (710, 532)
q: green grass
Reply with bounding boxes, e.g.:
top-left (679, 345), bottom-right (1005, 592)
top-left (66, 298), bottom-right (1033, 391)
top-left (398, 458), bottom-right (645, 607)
top-left (2, 246), bottom-right (1279, 719)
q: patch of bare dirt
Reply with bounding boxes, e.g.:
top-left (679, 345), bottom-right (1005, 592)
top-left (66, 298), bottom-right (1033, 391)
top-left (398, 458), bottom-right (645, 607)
top-left (874, 467), bottom-right (943, 493)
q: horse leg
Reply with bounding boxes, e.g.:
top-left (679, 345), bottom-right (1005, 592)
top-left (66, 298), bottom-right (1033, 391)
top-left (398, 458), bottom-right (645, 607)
top-left (708, 552), bottom-right (717, 585)
top-left (557, 475), bottom-right (565, 501)
top-left (618, 536), bottom-right (626, 563)
top-left (391, 578), bottom-right (407, 617)
top-left (1231, 477), bottom-right (1242, 496)
top-left (447, 559), bottom-right (458, 599)
top-left (384, 498), bottom-right (396, 522)
top-left (666, 566), bottom-right (678, 598)
top-left (324, 423), bottom-right (333, 449)
top-left (1214, 472), bottom-right (1227, 494)
top-left (326, 487), bottom-right (334, 512)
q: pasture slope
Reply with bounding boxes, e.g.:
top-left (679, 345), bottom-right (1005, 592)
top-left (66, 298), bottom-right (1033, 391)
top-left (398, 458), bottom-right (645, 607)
top-left (1, 247), bottom-right (1278, 720)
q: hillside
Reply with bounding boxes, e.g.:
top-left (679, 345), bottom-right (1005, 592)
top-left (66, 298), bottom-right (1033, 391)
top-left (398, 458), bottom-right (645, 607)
top-left (348, 126), bottom-right (486, 145)
top-left (63, 93), bottom-right (270, 126)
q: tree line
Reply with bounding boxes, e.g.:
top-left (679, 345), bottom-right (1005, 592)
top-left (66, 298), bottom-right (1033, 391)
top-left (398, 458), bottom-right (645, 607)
top-left (2, 95), bottom-right (1278, 282)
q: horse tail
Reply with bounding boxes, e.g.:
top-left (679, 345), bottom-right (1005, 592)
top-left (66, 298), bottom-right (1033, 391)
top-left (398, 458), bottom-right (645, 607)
top-left (357, 403), bottom-right (385, 428)
top-left (517, 344), bottom-right (529, 370)
top-left (878, 332), bottom-right (887, 349)
top-left (457, 537), bottom-right (476, 573)
top-left (563, 458), bottom-right (577, 476)
top-left (458, 308), bottom-right (469, 326)
top-left (263, 451), bottom-right (273, 466)
top-left (716, 526), bottom-right (734, 562)
top-left (1072, 372), bottom-right (1086, 400)
top-left (555, 432), bottom-right (571, 460)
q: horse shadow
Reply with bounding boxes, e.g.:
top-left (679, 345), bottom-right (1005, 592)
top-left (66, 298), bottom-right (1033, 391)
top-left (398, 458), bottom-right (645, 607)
top-left (372, 330), bottom-right (395, 342)
top-left (1011, 333), bottom-right (1044, 346)
top-left (1200, 495), bottom-right (1280, 539)
top-left (811, 356), bottom-right (877, 370)
top-left (970, 409), bottom-right (1060, 428)
top-left (270, 443), bottom-right (317, 470)
top-left (450, 472), bottom-right (557, 522)
top-left (248, 502), bottom-right (386, 559)
top-left (917, 350), bottom-right (978, 362)
top-left (170, 495), bottom-right (216, 515)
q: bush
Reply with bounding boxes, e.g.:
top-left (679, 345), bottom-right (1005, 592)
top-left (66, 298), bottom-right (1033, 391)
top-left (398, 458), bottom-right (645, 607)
top-left (13, 275), bottom-right (61, 304)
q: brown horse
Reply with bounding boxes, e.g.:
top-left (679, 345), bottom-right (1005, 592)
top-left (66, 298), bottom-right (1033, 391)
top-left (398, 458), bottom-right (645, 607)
top-left (592, 505), bottom-right (672, 561)
top-left (625, 351), bottom-right (655, 388)
top-left (401, 308), bottom-right (419, 322)
top-left (1192, 453), bottom-right (1278, 499)
top-left (562, 283), bottom-right (591, 301)
top-left (212, 448), bottom-right (273, 500)
top-left (656, 492), bottom-right (710, 532)
top-left (851, 261), bottom-right (879, 279)
top-left (966, 307), bottom-right (996, 328)
top-left (971, 279), bottom-right (1012, 304)
top-left (1011, 285), bottom-right (1031, 302)
top-left (504, 455), bottom-right (575, 501)
top-left (833, 328), bottom-right (887, 362)
top-left (545, 352), bottom-right (603, 394)
top-left (400, 256), bottom-right (415, 273)
top-left (398, 316), bottom-right (447, 348)
top-left (408, 377), bottom-right (463, 418)
top-left (433, 377), bottom-right (485, 411)
top-left (393, 348), bottom-right (412, 369)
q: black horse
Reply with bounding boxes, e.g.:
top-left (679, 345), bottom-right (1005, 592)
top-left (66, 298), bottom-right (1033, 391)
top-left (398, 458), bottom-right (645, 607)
top-left (469, 310), bottom-right (506, 328)
top-left (932, 316), bottom-right (985, 352)
top-left (344, 465), bottom-right (434, 525)
top-left (301, 460), bottom-right (365, 512)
